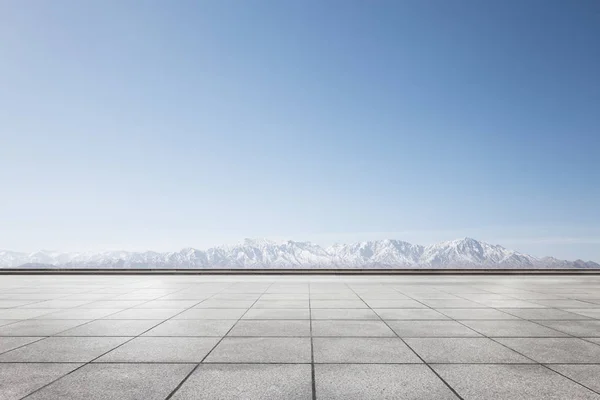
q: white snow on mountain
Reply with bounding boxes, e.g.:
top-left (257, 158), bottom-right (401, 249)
top-left (1, 238), bottom-right (598, 269)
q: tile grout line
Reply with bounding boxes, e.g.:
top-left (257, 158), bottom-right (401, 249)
top-left (163, 280), bottom-right (276, 400)
top-left (443, 290), bottom-right (600, 396)
top-left (18, 281), bottom-right (231, 400)
top-left (345, 282), bottom-right (466, 400)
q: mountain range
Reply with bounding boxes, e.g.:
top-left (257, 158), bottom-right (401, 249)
top-left (1, 238), bottom-right (598, 269)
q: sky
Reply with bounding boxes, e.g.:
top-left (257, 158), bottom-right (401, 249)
top-left (1, 0), bottom-right (599, 261)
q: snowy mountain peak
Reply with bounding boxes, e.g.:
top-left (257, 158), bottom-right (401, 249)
top-left (0, 238), bottom-right (597, 269)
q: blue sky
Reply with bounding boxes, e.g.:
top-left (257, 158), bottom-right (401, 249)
top-left (1, 1), bottom-right (599, 260)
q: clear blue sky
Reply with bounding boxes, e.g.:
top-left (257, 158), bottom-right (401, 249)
top-left (1, 0), bottom-right (599, 260)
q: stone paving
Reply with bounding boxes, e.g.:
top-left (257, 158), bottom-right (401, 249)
top-left (0, 274), bottom-right (599, 399)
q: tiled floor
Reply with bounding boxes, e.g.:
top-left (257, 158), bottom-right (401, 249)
top-left (0, 274), bottom-right (599, 399)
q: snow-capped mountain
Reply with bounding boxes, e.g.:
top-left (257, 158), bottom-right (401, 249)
top-left (1, 238), bottom-right (598, 269)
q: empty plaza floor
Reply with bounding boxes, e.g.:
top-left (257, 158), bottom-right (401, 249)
top-left (0, 274), bottom-right (600, 399)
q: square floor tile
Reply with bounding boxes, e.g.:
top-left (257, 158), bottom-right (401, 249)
top-left (548, 364), bottom-right (600, 393)
top-left (496, 338), bottom-right (600, 363)
top-left (103, 309), bottom-right (181, 320)
top-left (0, 337), bottom-right (43, 354)
top-left (315, 364), bottom-right (458, 400)
top-left (252, 300), bottom-right (309, 309)
top-left (364, 300), bottom-right (426, 308)
top-left (421, 299), bottom-right (483, 308)
top-left (96, 337), bottom-right (219, 362)
top-left (0, 336), bottom-right (130, 362)
top-left (204, 337), bottom-right (311, 363)
top-left (25, 363), bottom-right (194, 400)
top-left (533, 300), bottom-right (598, 308)
top-left (311, 309), bottom-right (379, 320)
top-left (535, 320), bottom-right (600, 337)
top-left (0, 363), bottom-right (81, 400)
top-left (38, 309), bottom-right (122, 319)
top-left (0, 309), bottom-right (60, 319)
top-left (175, 308), bottom-right (247, 320)
top-left (438, 309), bottom-right (519, 320)
top-left (433, 364), bottom-right (600, 400)
top-left (460, 320), bottom-right (568, 337)
top-left (0, 319), bottom-right (90, 336)
top-left (404, 338), bottom-right (530, 363)
top-left (143, 320), bottom-right (235, 336)
top-left (310, 300), bottom-right (368, 309)
top-left (313, 337), bottom-right (421, 363)
top-left (170, 364), bottom-right (312, 400)
top-left (134, 300), bottom-right (200, 309)
top-left (196, 300), bottom-right (255, 308)
top-left (56, 320), bottom-right (162, 336)
top-left (242, 308), bottom-right (309, 319)
top-left (78, 300), bottom-right (145, 309)
top-left (499, 308), bottom-right (591, 320)
top-left (388, 321), bottom-right (481, 337)
top-left (312, 320), bottom-right (395, 337)
top-left (375, 309), bottom-right (449, 320)
top-left (228, 320), bottom-right (310, 336)
top-left (565, 309), bottom-right (600, 318)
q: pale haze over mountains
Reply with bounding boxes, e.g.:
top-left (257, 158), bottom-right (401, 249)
top-left (1, 238), bottom-right (598, 269)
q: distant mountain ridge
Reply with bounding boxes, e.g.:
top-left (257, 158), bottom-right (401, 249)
top-left (1, 238), bottom-right (598, 269)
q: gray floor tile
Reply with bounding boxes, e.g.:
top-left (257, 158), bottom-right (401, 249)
top-left (252, 300), bottom-right (309, 309)
top-left (375, 308), bottom-right (449, 320)
top-left (313, 337), bottom-right (421, 363)
top-left (134, 300), bottom-right (200, 309)
top-left (460, 320), bottom-right (568, 337)
top-left (242, 308), bottom-right (309, 319)
top-left (228, 320), bottom-right (310, 336)
top-left (204, 337), bottom-right (311, 363)
top-left (421, 299), bottom-right (484, 308)
top-left (433, 364), bottom-right (600, 400)
top-left (174, 308), bottom-right (247, 319)
top-left (196, 300), bottom-right (256, 308)
top-left (499, 308), bottom-right (591, 320)
top-left (96, 337), bottom-right (219, 362)
top-left (438, 308), bottom-right (519, 320)
top-left (103, 308), bottom-right (182, 320)
top-left (535, 320), bottom-right (600, 337)
top-left (56, 319), bottom-right (162, 336)
top-left (533, 300), bottom-right (599, 308)
top-left (548, 364), bottom-right (600, 393)
top-left (38, 309), bottom-right (122, 319)
top-left (388, 321), bottom-right (481, 337)
top-left (170, 364), bottom-right (312, 400)
top-left (565, 309), bottom-right (600, 318)
top-left (0, 337), bottom-right (130, 362)
top-left (20, 300), bottom-right (92, 309)
top-left (0, 320), bottom-right (17, 327)
top-left (310, 300), bottom-right (368, 309)
top-left (0, 309), bottom-right (61, 319)
top-left (364, 299), bottom-right (426, 308)
top-left (0, 300), bottom-right (39, 308)
top-left (143, 319), bottom-right (235, 336)
top-left (25, 363), bottom-right (194, 400)
top-left (404, 338), bottom-right (531, 363)
top-left (78, 300), bottom-right (146, 308)
top-left (0, 337), bottom-right (43, 354)
top-left (475, 300), bottom-right (547, 308)
top-left (496, 338), bottom-right (600, 363)
top-left (312, 320), bottom-right (395, 337)
top-left (315, 364), bottom-right (459, 399)
top-left (0, 319), bottom-right (90, 336)
top-left (311, 309), bottom-right (379, 320)
top-left (0, 363), bottom-right (81, 400)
